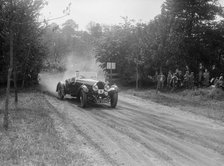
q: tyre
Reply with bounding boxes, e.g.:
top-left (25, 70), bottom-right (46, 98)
top-left (80, 90), bottom-right (87, 108)
top-left (58, 84), bottom-right (65, 100)
top-left (110, 93), bottom-right (118, 108)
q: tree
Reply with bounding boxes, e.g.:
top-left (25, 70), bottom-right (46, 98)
top-left (95, 0), bottom-right (224, 86)
top-left (95, 19), bottom-right (138, 84)
top-left (0, 0), bottom-right (47, 130)
top-left (87, 21), bottom-right (103, 39)
top-left (159, 0), bottom-right (224, 71)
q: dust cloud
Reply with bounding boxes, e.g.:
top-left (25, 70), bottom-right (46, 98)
top-left (62, 53), bottom-right (105, 81)
top-left (39, 53), bottom-right (105, 94)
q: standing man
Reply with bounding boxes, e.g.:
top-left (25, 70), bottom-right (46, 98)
top-left (203, 68), bottom-right (210, 87)
top-left (75, 70), bottom-right (80, 78)
top-left (198, 63), bottom-right (204, 87)
top-left (210, 64), bottom-right (219, 85)
top-left (167, 70), bottom-right (172, 89)
top-left (185, 65), bottom-right (190, 73)
top-left (156, 71), bottom-right (165, 93)
top-left (171, 68), bottom-right (179, 89)
top-left (179, 70), bottom-right (184, 87)
top-left (184, 71), bottom-right (190, 88)
top-left (189, 72), bottom-right (195, 89)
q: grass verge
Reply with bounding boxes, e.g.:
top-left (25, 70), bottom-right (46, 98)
top-left (0, 92), bottom-right (75, 165)
top-left (125, 87), bottom-right (224, 122)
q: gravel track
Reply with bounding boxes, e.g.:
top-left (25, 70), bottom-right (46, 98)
top-left (39, 73), bottom-right (224, 166)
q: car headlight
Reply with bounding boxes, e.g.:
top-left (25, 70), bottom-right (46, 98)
top-left (104, 84), bottom-right (110, 91)
top-left (111, 84), bottom-right (118, 91)
top-left (92, 83), bottom-right (98, 91)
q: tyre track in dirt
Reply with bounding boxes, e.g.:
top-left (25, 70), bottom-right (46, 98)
top-left (39, 72), bottom-right (224, 165)
top-left (43, 94), bottom-right (119, 166)
top-left (84, 99), bottom-right (224, 158)
top-left (83, 102), bottom-right (224, 166)
top-left (44, 95), bottom-right (167, 166)
top-left (43, 91), bottom-right (224, 166)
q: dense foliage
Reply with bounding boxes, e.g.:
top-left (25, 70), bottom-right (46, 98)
top-left (0, 0), bottom-right (46, 86)
top-left (95, 0), bottom-right (224, 86)
top-left (1, 0), bottom-right (224, 87)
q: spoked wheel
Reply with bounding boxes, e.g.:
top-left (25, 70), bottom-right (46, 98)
top-left (80, 90), bottom-right (87, 108)
top-left (110, 93), bottom-right (118, 108)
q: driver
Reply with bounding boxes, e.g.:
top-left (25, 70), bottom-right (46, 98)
top-left (75, 70), bottom-right (80, 78)
top-left (70, 70), bottom-right (80, 82)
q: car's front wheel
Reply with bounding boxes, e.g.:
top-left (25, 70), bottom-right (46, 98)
top-left (80, 90), bottom-right (87, 108)
top-left (58, 84), bottom-right (65, 100)
top-left (110, 93), bottom-right (118, 108)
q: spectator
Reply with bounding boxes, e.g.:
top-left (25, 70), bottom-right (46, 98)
top-left (203, 68), bottom-right (210, 87)
top-left (210, 64), bottom-right (219, 85)
top-left (214, 77), bottom-right (219, 87)
top-left (189, 72), bottom-right (195, 89)
top-left (174, 68), bottom-right (179, 77)
top-left (178, 70), bottom-right (184, 87)
top-left (215, 74), bottom-right (224, 90)
top-left (154, 71), bottom-right (158, 83)
top-left (167, 70), bottom-right (172, 88)
top-left (184, 71), bottom-right (190, 88)
top-left (185, 65), bottom-right (190, 73)
top-left (198, 63), bottom-right (204, 87)
top-left (171, 69), bottom-right (179, 89)
top-left (156, 71), bottom-right (166, 93)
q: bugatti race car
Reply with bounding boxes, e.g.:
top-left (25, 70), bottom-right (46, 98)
top-left (56, 72), bottom-right (118, 108)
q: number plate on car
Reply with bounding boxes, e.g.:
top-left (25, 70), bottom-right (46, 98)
top-left (98, 89), bottom-right (104, 94)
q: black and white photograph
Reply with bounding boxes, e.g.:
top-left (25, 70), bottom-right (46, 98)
top-left (1, 0), bottom-right (224, 165)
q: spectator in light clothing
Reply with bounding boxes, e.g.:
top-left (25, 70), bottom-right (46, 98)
top-left (203, 68), bottom-right (210, 87)
top-left (156, 71), bottom-right (166, 93)
top-left (215, 74), bottom-right (224, 90)
top-left (210, 65), bottom-right (219, 85)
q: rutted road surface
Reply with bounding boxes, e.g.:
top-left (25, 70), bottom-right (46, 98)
top-left (40, 73), bottom-right (224, 166)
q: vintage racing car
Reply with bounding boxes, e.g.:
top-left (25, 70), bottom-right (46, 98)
top-left (56, 72), bottom-right (118, 108)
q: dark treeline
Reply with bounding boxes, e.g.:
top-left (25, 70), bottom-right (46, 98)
top-left (0, 0), bottom-right (47, 87)
top-left (95, 0), bottom-right (224, 86)
top-left (1, 0), bottom-right (224, 88)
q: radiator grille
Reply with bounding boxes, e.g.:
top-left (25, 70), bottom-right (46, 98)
top-left (97, 81), bottom-right (105, 89)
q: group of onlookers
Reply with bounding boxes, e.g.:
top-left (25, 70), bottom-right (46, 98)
top-left (154, 63), bottom-right (224, 92)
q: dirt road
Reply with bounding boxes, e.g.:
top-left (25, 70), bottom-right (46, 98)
top-left (40, 73), bottom-right (224, 166)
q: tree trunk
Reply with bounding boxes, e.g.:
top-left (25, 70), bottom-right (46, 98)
top-left (14, 62), bottom-right (18, 103)
top-left (136, 62), bottom-right (139, 89)
top-left (4, 28), bottom-right (13, 130)
top-left (14, 27), bottom-right (23, 103)
top-left (21, 73), bottom-right (25, 89)
top-left (22, 44), bottom-right (31, 89)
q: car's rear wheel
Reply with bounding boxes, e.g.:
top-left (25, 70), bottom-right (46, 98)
top-left (110, 93), bottom-right (118, 108)
top-left (80, 90), bottom-right (87, 108)
top-left (58, 84), bottom-right (65, 100)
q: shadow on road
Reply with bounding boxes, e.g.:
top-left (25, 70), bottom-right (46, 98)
top-left (65, 97), bottom-right (112, 110)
